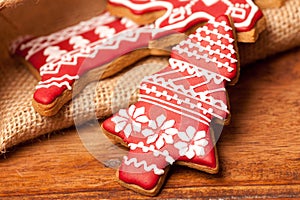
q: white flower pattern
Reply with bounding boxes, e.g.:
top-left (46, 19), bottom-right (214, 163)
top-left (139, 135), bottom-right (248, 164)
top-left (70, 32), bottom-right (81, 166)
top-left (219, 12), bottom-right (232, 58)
top-left (174, 126), bottom-right (208, 159)
top-left (94, 25), bottom-right (116, 38)
top-left (111, 105), bottom-right (149, 138)
top-left (43, 46), bottom-right (67, 62)
top-left (142, 114), bottom-right (178, 149)
top-left (69, 35), bottom-right (90, 49)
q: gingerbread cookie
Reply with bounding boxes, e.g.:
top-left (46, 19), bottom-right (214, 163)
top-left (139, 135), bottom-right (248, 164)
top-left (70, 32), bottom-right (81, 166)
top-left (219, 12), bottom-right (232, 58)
top-left (13, 1), bottom-right (263, 116)
top-left (101, 15), bottom-right (239, 196)
top-left (13, 12), bottom-right (183, 116)
top-left (107, 0), bottom-right (265, 42)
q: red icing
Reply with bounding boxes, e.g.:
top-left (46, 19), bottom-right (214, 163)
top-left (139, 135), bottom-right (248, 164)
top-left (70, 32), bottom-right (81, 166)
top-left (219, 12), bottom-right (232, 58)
top-left (119, 151), bottom-right (162, 190)
top-left (14, 4), bottom-right (249, 107)
top-left (15, 12), bottom-right (174, 105)
top-left (108, 0), bottom-right (263, 32)
top-left (102, 15), bottom-right (238, 191)
top-left (15, 13), bottom-right (140, 104)
top-left (103, 104), bottom-right (218, 190)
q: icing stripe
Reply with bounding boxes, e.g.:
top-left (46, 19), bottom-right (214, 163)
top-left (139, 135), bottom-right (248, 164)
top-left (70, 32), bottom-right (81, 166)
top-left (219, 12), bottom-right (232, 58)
top-left (21, 12), bottom-right (117, 60)
top-left (36, 81), bottom-right (74, 90)
top-left (109, 0), bottom-right (263, 32)
top-left (123, 156), bottom-right (165, 175)
top-left (38, 74), bottom-right (79, 85)
top-left (39, 28), bottom-right (166, 76)
top-left (128, 142), bottom-right (175, 164)
top-left (173, 45), bottom-right (235, 72)
top-left (139, 84), bottom-right (224, 120)
top-left (177, 39), bottom-right (237, 63)
top-left (139, 93), bottom-right (212, 123)
top-left (169, 58), bottom-right (231, 84)
top-left (163, 62), bottom-right (231, 96)
top-left (142, 79), bottom-right (228, 112)
top-left (139, 97), bottom-right (210, 125)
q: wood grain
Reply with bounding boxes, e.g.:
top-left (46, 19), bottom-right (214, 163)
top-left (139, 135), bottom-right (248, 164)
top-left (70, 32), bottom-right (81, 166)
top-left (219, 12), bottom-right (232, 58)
top-left (0, 48), bottom-right (300, 199)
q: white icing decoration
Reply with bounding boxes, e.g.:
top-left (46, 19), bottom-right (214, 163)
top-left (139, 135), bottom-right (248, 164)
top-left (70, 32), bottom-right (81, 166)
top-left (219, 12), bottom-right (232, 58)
top-left (168, 0), bottom-right (197, 24)
top-left (104, 14), bottom-right (238, 185)
top-left (20, 12), bottom-right (117, 60)
top-left (170, 58), bottom-right (230, 83)
top-left (227, 5), bottom-right (246, 19)
top-left (94, 25), bottom-right (116, 38)
top-left (18, 13), bottom-right (139, 93)
top-left (39, 27), bottom-right (165, 76)
top-left (111, 105), bottom-right (149, 138)
top-left (139, 98), bottom-right (211, 125)
top-left (36, 81), bottom-right (76, 90)
top-left (202, 0), bottom-right (219, 6)
top-left (141, 114), bottom-right (178, 149)
top-left (36, 75), bottom-right (79, 90)
top-left (109, 0), bottom-right (260, 31)
top-left (172, 40), bottom-right (236, 72)
top-left (123, 156), bottom-right (164, 175)
top-left (31, 27), bottom-right (167, 92)
top-left (110, 0), bottom-right (214, 31)
top-left (137, 16), bottom-right (237, 126)
top-left (43, 46), bottom-right (68, 63)
top-left (141, 75), bottom-right (229, 115)
top-left (224, 0), bottom-right (259, 29)
top-left (120, 17), bottom-right (139, 28)
top-left (139, 92), bottom-right (213, 124)
top-left (69, 36), bottom-right (90, 49)
top-left (128, 142), bottom-right (175, 164)
top-left (139, 84), bottom-right (222, 120)
top-left (174, 126), bottom-right (208, 159)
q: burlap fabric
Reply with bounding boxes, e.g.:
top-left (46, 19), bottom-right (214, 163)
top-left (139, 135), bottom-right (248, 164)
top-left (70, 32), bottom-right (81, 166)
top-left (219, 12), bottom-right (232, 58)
top-left (0, 0), bottom-right (300, 153)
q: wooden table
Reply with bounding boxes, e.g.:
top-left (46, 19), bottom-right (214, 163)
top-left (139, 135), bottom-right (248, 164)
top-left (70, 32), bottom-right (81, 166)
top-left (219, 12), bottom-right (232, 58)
top-left (0, 48), bottom-right (300, 199)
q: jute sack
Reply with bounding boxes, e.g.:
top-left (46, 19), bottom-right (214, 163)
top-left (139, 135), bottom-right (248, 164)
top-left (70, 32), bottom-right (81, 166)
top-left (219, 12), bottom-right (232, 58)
top-left (0, 0), bottom-right (300, 153)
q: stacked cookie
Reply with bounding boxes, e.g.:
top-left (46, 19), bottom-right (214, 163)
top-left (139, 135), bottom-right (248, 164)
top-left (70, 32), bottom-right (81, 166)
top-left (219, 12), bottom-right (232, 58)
top-left (13, 0), bottom-right (271, 196)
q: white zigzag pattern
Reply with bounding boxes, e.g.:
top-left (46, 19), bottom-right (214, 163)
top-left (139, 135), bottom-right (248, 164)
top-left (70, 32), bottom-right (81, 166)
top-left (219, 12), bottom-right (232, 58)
top-left (139, 93), bottom-right (212, 124)
top-left (199, 26), bottom-right (234, 43)
top-left (36, 81), bottom-right (74, 90)
top-left (21, 12), bottom-right (116, 60)
top-left (142, 75), bottom-right (228, 113)
top-left (39, 28), bottom-right (164, 76)
top-left (128, 142), bottom-right (175, 164)
top-left (208, 18), bottom-right (233, 31)
top-left (169, 58), bottom-right (231, 84)
top-left (178, 39), bottom-right (236, 63)
top-left (123, 156), bottom-right (164, 175)
top-left (139, 97), bottom-right (210, 125)
top-left (139, 84), bottom-right (223, 120)
top-left (173, 44), bottom-right (234, 72)
top-left (36, 74), bottom-right (79, 87)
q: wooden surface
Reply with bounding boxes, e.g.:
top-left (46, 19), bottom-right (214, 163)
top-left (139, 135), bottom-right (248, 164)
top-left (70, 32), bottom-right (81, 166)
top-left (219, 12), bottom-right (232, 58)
top-left (1, 48), bottom-right (300, 199)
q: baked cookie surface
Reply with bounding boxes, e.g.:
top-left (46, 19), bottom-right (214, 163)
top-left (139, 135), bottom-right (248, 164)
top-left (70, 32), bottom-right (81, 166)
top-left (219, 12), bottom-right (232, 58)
top-left (102, 15), bottom-right (240, 196)
top-left (107, 0), bottom-right (266, 42)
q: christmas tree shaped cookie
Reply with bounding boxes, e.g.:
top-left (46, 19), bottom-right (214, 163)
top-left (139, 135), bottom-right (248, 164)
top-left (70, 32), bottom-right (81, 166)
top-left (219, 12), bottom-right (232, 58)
top-left (107, 0), bottom-right (265, 42)
top-left (13, 12), bottom-right (174, 116)
top-left (13, 13), bottom-right (137, 116)
top-left (102, 15), bottom-right (240, 196)
top-left (13, 0), bottom-right (263, 116)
